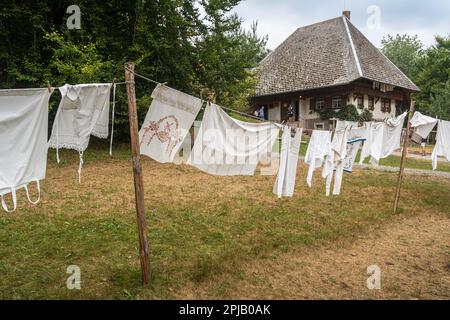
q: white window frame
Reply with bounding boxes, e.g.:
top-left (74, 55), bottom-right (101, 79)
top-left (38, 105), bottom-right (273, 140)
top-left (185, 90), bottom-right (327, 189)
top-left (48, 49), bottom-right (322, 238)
top-left (332, 97), bottom-right (343, 109)
top-left (315, 99), bottom-right (325, 110)
top-left (314, 123), bottom-right (325, 130)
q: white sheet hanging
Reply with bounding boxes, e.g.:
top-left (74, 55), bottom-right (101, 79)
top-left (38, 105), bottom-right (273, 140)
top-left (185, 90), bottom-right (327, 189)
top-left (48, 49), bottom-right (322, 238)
top-left (360, 122), bottom-right (383, 165)
top-left (322, 128), bottom-right (349, 196)
top-left (305, 130), bottom-right (332, 188)
top-left (187, 103), bottom-right (280, 176)
top-left (380, 112), bottom-right (407, 161)
top-left (139, 84), bottom-right (202, 163)
top-left (410, 111), bottom-right (438, 139)
top-left (273, 127), bottom-right (302, 198)
top-left (0, 88), bottom-right (53, 212)
top-left (431, 120), bottom-right (450, 170)
top-left (360, 113), bottom-right (407, 165)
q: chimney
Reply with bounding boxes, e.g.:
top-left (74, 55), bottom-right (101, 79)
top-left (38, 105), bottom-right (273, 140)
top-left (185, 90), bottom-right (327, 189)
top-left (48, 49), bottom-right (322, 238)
top-left (343, 10), bottom-right (351, 20)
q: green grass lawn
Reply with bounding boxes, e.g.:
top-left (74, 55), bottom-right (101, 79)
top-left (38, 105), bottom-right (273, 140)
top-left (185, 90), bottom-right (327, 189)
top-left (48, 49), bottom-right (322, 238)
top-left (0, 141), bottom-right (449, 299)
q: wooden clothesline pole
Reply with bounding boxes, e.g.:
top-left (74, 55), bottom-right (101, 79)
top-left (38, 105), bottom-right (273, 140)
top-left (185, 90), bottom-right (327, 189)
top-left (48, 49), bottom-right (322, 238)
top-left (393, 99), bottom-right (415, 214)
top-left (124, 62), bottom-right (152, 284)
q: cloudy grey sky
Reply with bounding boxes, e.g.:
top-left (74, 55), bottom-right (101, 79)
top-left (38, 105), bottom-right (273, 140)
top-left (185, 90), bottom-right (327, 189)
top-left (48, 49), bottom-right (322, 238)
top-left (233, 0), bottom-right (450, 50)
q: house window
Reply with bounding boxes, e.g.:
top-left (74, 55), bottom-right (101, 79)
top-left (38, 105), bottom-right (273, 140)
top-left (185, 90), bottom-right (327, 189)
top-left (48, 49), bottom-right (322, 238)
top-left (332, 97), bottom-right (342, 109)
top-left (381, 99), bottom-right (391, 113)
top-left (368, 96), bottom-right (375, 111)
top-left (356, 95), bottom-right (364, 109)
top-left (314, 123), bottom-right (325, 130)
top-left (316, 99), bottom-right (325, 110)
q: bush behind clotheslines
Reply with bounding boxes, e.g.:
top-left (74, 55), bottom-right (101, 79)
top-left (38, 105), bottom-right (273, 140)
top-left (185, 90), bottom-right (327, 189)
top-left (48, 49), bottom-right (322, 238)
top-left (0, 0), bottom-right (268, 141)
top-left (318, 104), bottom-right (374, 122)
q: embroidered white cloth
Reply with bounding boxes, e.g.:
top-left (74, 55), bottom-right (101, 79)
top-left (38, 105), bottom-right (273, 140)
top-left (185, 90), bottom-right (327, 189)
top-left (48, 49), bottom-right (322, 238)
top-left (322, 128), bottom-right (349, 196)
top-left (48, 83), bottom-right (112, 183)
top-left (431, 120), bottom-right (450, 170)
top-left (49, 83), bottom-right (112, 152)
top-left (273, 127), bottom-right (302, 198)
top-left (305, 130), bottom-right (332, 188)
top-left (0, 88), bottom-right (53, 212)
top-left (187, 103), bottom-right (280, 176)
top-left (140, 84), bottom-right (202, 163)
top-left (410, 111), bottom-right (438, 139)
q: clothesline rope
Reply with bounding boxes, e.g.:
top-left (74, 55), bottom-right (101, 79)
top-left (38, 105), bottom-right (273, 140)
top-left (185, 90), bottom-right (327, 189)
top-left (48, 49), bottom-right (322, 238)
top-left (124, 67), bottom-right (166, 86)
top-left (123, 67), bottom-right (285, 127)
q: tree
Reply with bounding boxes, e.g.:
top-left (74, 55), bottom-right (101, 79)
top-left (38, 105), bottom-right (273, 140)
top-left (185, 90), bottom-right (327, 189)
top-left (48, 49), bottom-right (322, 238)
top-left (0, 0), bottom-right (269, 139)
top-left (381, 34), bottom-right (423, 79)
top-left (414, 36), bottom-right (450, 119)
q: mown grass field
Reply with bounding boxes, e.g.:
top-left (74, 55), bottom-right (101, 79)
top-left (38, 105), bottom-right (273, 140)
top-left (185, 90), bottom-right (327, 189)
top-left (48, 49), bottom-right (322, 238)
top-left (0, 140), bottom-right (449, 299)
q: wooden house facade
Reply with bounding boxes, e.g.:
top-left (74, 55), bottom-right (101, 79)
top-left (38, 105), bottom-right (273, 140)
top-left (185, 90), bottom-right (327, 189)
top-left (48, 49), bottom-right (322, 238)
top-left (251, 11), bottom-right (419, 130)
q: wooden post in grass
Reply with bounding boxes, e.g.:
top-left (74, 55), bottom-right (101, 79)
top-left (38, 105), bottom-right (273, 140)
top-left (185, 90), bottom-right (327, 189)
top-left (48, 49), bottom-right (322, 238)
top-left (125, 62), bottom-right (151, 284)
top-left (393, 99), bottom-right (415, 214)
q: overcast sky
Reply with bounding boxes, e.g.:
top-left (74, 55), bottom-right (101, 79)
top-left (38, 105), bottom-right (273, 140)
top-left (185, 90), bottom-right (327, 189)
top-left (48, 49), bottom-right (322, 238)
top-left (233, 0), bottom-right (450, 50)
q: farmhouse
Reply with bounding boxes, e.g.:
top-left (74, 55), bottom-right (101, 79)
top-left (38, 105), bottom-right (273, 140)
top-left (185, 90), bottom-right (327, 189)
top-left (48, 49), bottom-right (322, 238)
top-left (251, 11), bottom-right (419, 129)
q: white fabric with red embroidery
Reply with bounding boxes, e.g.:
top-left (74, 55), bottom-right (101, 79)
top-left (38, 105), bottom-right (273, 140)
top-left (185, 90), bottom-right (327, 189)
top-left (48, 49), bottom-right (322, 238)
top-left (0, 88), bottom-right (53, 212)
top-left (139, 84), bottom-right (202, 164)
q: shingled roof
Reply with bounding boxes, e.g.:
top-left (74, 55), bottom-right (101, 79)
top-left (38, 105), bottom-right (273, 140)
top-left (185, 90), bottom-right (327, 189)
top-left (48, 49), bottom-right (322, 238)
top-left (255, 15), bottom-right (419, 97)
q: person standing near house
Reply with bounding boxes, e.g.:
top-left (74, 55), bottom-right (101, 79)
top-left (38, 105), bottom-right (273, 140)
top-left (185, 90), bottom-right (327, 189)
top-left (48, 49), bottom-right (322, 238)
top-left (253, 109), bottom-right (259, 118)
top-left (259, 106), bottom-right (265, 120)
top-left (421, 137), bottom-right (427, 156)
top-left (288, 104), bottom-right (295, 122)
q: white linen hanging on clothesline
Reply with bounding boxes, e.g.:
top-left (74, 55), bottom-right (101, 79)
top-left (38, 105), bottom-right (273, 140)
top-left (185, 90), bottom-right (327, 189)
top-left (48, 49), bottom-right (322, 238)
top-left (48, 83), bottom-right (112, 183)
top-left (273, 127), bottom-right (303, 198)
top-left (0, 88), bottom-right (53, 212)
top-left (336, 120), bottom-right (358, 131)
top-left (410, 111), bottom-right (438, 139)
top-left (431, 120), bottom-right (450, 170)
top-left (360, 112), bottom-right (407, 165)
top-left (187, 103), bottom-right (280, 176)
top-left (322, 128), bottom-right (349, 196)
top-left (343, 127), bottom-right (368, 173)
top-left (305, 130), bottom-right (332, 188)
top-left (139, 84), bottom-right (202, 163)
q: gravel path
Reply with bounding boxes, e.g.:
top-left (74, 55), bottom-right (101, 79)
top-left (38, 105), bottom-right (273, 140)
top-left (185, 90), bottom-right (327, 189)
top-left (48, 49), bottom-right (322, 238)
top-left (360, 164), bottom-right (450, 178)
